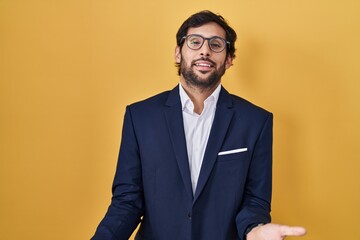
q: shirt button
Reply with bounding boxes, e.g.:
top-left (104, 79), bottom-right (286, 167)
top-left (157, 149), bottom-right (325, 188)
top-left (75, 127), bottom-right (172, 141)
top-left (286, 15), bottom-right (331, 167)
top-left (187, 212), bottom-right (192, 220)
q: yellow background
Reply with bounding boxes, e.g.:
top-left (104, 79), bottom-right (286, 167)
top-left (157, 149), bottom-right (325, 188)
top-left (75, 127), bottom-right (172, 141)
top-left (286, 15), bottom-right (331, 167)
top-left (1, 1), bottom-right (359, 239)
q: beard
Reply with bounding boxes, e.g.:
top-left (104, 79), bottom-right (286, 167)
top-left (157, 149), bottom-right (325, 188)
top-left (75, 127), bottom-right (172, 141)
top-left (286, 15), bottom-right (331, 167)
top-left (180, 57), bottom-right (227, 91)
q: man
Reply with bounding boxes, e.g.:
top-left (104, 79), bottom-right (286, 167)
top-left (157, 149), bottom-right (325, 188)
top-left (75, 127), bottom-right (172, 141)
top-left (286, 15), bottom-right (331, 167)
top-left (92, 10), bottom-right (306, 240)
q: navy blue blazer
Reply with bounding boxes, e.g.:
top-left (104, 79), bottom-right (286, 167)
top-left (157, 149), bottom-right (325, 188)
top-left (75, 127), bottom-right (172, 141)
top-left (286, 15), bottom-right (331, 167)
top-left (92, 86), bottom-right (273, 240)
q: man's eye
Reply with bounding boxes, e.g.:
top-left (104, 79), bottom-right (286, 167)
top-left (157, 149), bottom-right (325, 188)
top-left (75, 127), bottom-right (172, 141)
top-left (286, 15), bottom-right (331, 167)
top-left (210, 43), bottom-right (221, 48)
top-left (190, 40), bottom-right (201, 45)
top-left (210, 39), bottom-right (223, 49)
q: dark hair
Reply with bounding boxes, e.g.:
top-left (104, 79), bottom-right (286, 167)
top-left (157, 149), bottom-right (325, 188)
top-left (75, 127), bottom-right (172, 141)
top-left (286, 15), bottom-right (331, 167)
top-left (175, 10), bottom-right (237, 75)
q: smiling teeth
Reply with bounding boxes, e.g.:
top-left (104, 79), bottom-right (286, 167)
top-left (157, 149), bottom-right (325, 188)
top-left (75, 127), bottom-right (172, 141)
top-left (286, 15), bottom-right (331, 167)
top-left (196, 63), bottom-right (212, 67)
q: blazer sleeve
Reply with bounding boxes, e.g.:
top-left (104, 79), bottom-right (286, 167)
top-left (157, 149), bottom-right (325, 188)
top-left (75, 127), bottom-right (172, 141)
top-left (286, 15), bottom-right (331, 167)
top-left (92, 106), bottom-right (144, 240)
top-left (236, 113), bottom-right (273, 239)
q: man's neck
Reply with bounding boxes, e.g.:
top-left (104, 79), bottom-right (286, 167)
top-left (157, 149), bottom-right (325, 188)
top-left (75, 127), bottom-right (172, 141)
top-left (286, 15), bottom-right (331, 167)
top-left (180, 79), bottom-right (220, 114)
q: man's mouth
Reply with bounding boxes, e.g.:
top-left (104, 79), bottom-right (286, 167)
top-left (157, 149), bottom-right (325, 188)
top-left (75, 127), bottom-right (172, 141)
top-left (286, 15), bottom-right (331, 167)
top-left (195, 63), bottom-right (213, 68)
top-left (192, 59), bottom-right (215, 71)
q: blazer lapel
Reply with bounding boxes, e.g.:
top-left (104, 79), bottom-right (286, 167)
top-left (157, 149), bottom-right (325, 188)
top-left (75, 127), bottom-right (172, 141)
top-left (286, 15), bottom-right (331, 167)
top-left (164, 86), bottom-right (193, 200)
top-left (194, 87), bottom-right (234, 202)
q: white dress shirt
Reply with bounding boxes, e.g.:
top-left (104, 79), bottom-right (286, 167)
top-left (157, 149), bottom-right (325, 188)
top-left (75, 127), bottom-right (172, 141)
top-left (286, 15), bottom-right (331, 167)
top-left (179, 83), bottom-right (221, 195)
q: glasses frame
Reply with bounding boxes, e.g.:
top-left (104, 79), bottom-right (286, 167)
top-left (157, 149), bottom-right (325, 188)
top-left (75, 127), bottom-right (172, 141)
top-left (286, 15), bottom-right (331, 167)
top-left (182, 34), bottom-right (230, 53)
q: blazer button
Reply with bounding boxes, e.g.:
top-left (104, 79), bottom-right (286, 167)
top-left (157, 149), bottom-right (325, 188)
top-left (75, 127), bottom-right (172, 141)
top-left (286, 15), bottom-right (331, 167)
top-left (187, 212), bottom-right (192, 220)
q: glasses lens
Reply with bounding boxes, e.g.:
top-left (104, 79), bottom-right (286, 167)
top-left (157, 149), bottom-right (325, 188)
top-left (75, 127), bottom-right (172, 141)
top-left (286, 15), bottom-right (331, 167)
top-left (209, 37), bottom-right (226, 52)
top-left (186, 35), bottom-right (204, 50)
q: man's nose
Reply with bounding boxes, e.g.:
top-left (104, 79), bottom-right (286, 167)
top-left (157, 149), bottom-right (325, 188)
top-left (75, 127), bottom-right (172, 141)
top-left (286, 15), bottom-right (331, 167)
top-left (200, 40), bottom-right (212, 56)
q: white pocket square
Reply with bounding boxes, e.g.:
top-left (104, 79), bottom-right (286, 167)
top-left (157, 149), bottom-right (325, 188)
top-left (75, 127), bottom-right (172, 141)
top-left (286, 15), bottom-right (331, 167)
top-left (218, 148), bottom-right (248, 156)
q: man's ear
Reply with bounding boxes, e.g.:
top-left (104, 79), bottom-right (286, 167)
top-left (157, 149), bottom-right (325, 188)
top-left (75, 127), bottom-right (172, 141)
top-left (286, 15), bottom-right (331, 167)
top-left (225, 55), bottom-right (234, 69)
top-left (175, 46), bottom-right (181, 63)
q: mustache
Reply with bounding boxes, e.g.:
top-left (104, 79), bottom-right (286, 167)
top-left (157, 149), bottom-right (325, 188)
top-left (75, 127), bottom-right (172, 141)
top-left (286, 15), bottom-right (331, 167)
top-left (191, 57), bottom-right (216, 66)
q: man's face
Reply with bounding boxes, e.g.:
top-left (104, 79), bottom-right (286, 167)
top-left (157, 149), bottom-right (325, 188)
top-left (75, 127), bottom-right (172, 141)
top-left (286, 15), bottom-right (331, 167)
top-left (175, 22), bottom-right (233, 90)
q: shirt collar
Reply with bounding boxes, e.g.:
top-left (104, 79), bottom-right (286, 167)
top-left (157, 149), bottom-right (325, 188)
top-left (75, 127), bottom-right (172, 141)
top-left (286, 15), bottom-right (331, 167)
top-left (179, 82), bottom-right (222, 112)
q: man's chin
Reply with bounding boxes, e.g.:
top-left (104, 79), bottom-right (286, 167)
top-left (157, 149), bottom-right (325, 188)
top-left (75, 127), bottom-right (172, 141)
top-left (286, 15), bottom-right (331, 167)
top-left (191, 74), bottom-right (211, 84)
top-left (182, 67), bottom-right (220, 89)
top-left (188, 78), bottom-right (219, 89)
top-left (194, 69), bottom-right (215, 80)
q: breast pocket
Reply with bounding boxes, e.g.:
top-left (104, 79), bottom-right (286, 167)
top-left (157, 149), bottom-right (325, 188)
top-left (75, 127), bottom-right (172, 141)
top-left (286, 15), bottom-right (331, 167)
top-left (217, 151), bottom-right (249, 162)
top-left (214, 150), bottom-right (249, 179)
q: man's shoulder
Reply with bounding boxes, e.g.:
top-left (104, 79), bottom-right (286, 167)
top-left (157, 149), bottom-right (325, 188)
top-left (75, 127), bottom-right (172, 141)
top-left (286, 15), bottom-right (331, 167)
top-left (128, 88), bottom-right (175, 111)
top-left (225, 92), bottom-right (272, 121)
top-left (232, 94), bottom-right (270, 111)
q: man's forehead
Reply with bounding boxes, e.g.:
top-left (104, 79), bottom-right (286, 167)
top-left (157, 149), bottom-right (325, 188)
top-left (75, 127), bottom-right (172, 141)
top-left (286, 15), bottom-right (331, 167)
top-left (186, 22), bottom-right (226, 38)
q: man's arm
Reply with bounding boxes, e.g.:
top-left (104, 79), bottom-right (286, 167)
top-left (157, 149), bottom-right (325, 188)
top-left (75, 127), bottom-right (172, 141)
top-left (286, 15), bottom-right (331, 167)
top-left (236, 113), bottom-right (307, 239)
top-left (92, 106), bottom-right (144, 240)
top-left (236, 113), bottom-right (273, 238)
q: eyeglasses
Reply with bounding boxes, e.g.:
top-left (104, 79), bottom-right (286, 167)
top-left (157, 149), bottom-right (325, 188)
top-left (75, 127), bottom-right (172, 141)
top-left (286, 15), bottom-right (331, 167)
top-left (182, 34), bottom-right (230, 53)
